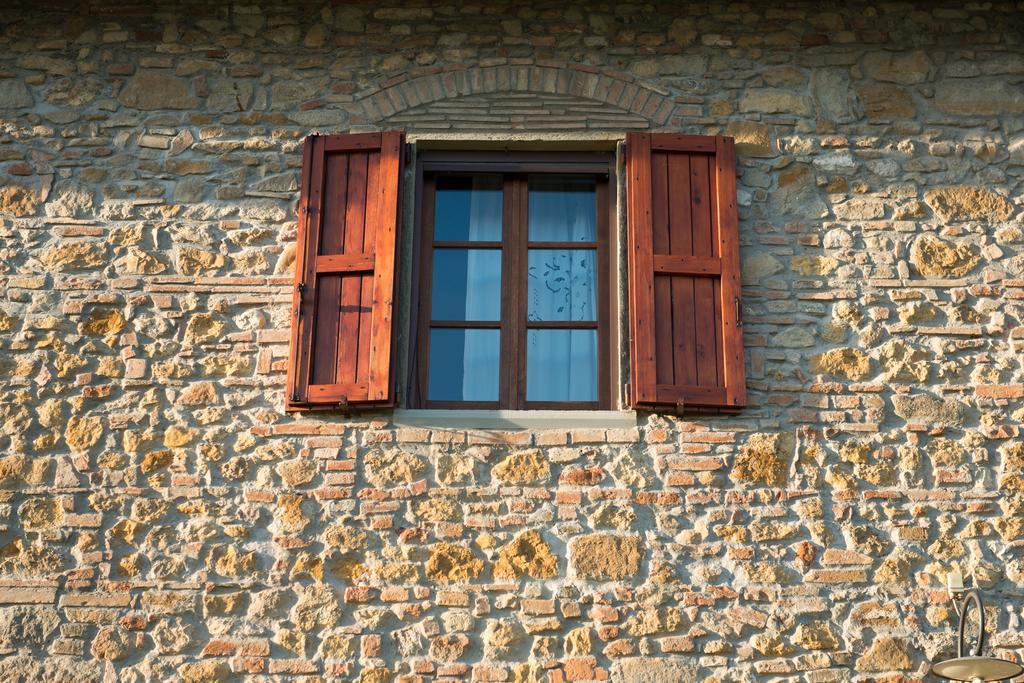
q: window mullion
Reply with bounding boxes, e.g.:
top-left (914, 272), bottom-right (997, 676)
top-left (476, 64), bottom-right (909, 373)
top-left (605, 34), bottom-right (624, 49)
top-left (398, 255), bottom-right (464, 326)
top-left (514, 177), bottom-right (530, 409)
top-left (499, 176), bottom-right (517, 409)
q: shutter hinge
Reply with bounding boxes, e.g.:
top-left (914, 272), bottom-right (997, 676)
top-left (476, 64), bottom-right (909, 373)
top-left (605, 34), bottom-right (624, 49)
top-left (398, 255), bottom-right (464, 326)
top-left (735, 297), bottom-right (743, 327)
top-left (295, 282), bottom-right (306, 317)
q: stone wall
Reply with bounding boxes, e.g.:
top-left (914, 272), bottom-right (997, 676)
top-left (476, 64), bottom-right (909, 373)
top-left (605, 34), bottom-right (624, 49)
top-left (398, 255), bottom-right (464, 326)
top-left (1, 1), bottom-right (1024, 681)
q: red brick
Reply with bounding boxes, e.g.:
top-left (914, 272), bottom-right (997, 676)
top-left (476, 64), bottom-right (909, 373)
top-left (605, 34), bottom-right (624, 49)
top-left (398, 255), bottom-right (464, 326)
top-left (977, 384), bottom-right (1024, 398)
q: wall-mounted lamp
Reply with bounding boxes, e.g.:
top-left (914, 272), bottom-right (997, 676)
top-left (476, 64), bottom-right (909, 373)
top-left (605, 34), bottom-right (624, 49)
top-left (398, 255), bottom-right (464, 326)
top-left (930, 589), bottom-right (1023, 682)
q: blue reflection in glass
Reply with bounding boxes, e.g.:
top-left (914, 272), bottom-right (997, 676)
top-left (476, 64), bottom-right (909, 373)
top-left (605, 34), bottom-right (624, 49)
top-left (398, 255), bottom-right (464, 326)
top-left (434, 175), bottom-right (502, 241)
top-left (432, 249), bottom-right (502, 321)
top-left (429, 328), bottom-right (500, 402)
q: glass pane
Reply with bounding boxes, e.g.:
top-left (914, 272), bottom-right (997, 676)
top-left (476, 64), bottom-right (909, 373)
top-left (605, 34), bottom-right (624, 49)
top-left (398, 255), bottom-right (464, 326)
top-left (528, 249), bottom-right (596, 322)
top-left (434, 175), bottom-right (502, 241)
top-left (528, 175), bottom-right (596, 242)
top-left (429, 328), bottom-right (500, 402)
top-left (431, 249), bottom-right (501, 321)
top-left (526, 329), bottom-right (597, 402)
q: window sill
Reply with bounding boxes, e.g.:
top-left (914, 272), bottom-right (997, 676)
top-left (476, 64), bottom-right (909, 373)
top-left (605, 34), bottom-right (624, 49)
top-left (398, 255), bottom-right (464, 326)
top-left (391, 409), bottom-right (638, 431)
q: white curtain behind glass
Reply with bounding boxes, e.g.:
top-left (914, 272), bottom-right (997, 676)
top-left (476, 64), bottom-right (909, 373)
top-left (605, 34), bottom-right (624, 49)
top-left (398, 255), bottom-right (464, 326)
top-left (527, 178), bottom-right (597, 401)
top-left (527, 329), bottom-right (597, 402)
top-left (462, 177), bottom-right (502, 400)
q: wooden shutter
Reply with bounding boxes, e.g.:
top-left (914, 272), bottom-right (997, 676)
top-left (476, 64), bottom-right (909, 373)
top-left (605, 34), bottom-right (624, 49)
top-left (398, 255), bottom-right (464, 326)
top-left (626, 133), bottom-right (745, 411)
top-left (286, 131), bottom-right (404, 411)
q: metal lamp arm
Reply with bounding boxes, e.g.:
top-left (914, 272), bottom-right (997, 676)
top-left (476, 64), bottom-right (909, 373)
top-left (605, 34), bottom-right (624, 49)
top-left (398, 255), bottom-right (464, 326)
top-left (958, 589), bottom-right (985, 658)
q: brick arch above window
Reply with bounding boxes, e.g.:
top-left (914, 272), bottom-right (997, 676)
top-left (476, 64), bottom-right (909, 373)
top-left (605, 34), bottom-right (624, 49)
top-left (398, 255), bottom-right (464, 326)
top-left (383, 91), bottom-right (651, 132)
top-left (350, 63), bottom-right (683, 129)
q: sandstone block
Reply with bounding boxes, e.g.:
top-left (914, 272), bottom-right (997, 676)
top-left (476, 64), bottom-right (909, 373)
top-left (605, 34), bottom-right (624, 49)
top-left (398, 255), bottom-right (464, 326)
top-left (855, 83), bottom-right (916, 120)
top-left (892, 394), bottom-right (965, 427)
top-left (179, 661), bottom-right (231, 683)
top-left (1000, 442), bottom-right (1024, 492)
top-left (116, 246), bottom-right (167, 275)
top-left (878, 339), bottom-right (929, 382)
top-left (622, 607), bottom-right (683, 637)
top-left (90, 626), bottom-right (129, 661)
top-left (0, 606), bottom-right (60, 647)
top-left (725, 121), bottom-right (772, 157)
top-left (276, 493), bottom-right (310, 533)
top-left (277, 458), bottom-right (318, 487)
top-left (493, 530), bottom-right (558, 580)
top-left (178, 382), bottom-right (217, 406)
top-left (140, 450), bottom-right (173, 473)
top-left (430, 634), bottom-right (470, 662)
top-left (425, 543), bottom-right (483, 584)
top-left (611, 658), bottom-right (698, 683)
top-left (833, 198), bottom-right (884, 220)
top-left (810, 348), bottom-right (871, 380)
top-left (741, 252), bottom-right (784, 285)
top-left (935, 77), bottom-right (1024, 115)
top-left (46, 77), bottom-right (101, 106)
top-left (794, 621), bottom-right (838, 650)
top-left (65, 415), bottom-right (103, 452)
top-left (20, 497), bottom-right (63, 529)
top-left (291, 584), bottom-right (341, 631)
top-left (731, 432), bottom-right (794, 486)
top-left (855, 636), bottom-right (913, 672)
top-left (482, 619), bottom-right (522, 660)
top-left (791, 255), bottom-right (838, 277)
top-left (493, 449), bottom-right (550, 483)
top-left (364, 448), bottom-right (427, 487)
top-left (739, 88), bottom-right (812, 116)
top-left (176, 247), bottom-right (225, 275)
top-left (213, 544), bottom-right (258, 578)
top-left (183, 313), bottom-right (225, 345)
top-left (924, 186), bottom-right (1014, 223)
top-left (163, 425), bottom-right (197, 448)
top-left (910, 234), bottom-right (980, 277)
top-left (320, 633), bottom-right (356, 660)
top-left (45, 184), bottom-right (94, 218)
top-left (39, 241), bottom-right (106, 272)
top-left (771, 327), bottom-right (814, 348)
top-left (569, 534), bottom-right (643, 580)
top-left (861, 50), bottom-right (931, 84)
top-left (812, 68), bottom-right (853, 120)
top-left (0, 185), bottom-right (37, 216)
top-left (80, 308), bottom-right (125, 336)
top-left (771, 164), bottom-right (828, 219)
top-left (0, 78), bottom-right (33, 109)
top-left (118, 69), bottom-right (199, 110)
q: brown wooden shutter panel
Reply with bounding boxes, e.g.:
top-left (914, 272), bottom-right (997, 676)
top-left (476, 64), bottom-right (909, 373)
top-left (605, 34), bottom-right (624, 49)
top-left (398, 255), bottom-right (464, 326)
top-left (286, 131), bottom-right (404, 411)
top-left (626, 133), bottom-right (746, 410)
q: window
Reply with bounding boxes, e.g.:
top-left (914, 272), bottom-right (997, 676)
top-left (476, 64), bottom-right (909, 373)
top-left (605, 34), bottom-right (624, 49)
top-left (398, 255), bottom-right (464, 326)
top-left (285, 132), bottom-right (745, 414)
top-left (409, 152), bottom-right (614, 409)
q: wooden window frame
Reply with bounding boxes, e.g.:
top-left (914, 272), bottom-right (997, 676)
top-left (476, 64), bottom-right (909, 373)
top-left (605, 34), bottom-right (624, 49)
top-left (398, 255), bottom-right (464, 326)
top-left (409, 150), bottom-right (616, 411)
